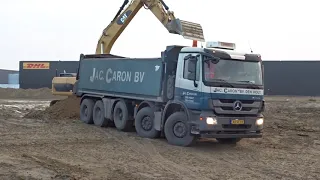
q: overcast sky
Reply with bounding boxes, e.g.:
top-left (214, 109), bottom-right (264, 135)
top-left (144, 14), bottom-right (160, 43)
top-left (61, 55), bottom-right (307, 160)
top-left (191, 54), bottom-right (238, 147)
top-left (1, 0), bottom-right (319, 70)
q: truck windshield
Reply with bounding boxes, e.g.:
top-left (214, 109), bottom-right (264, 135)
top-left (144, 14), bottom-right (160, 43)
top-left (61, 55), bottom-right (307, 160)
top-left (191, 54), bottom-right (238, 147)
top-left (203, 58), bottom-right (263, 86)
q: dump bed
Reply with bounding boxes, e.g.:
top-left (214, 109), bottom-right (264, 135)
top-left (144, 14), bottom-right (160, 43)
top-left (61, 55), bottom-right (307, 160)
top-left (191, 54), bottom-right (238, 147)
top-left (77, 56), bottom-right (164, 101)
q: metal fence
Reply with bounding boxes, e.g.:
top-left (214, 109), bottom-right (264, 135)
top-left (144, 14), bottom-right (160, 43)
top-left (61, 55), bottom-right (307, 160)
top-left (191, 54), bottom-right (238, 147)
top-left (263, 61), bottom-right (320, 96)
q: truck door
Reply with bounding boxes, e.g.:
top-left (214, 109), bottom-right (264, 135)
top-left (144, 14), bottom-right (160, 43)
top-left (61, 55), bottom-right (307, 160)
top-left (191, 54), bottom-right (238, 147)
top-left (175, 53), bottom-right (202, 110)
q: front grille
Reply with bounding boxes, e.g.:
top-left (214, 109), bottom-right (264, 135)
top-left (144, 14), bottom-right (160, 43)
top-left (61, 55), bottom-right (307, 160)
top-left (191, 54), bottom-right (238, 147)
top-left (219, 99), bottom-right (255, 104)
top-left (212, 99), bottom-right (262, 115)
top-left (222, 124), bottom-right (252, 129)
top-left (220, 106), bottom-right (252, 111)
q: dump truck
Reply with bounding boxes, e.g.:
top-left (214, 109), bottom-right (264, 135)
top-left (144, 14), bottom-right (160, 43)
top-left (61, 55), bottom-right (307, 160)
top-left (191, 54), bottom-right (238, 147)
top-left (73, 41), bottom-right (265, 147)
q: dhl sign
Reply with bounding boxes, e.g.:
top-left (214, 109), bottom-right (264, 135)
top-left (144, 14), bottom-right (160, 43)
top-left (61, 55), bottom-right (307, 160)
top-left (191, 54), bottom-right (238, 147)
top-left (23, 62), bottom-right (50, 69)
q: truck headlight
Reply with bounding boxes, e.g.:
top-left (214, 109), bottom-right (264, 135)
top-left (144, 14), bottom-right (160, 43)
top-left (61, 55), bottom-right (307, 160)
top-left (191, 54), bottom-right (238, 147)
top-left (256, 118), bottom-right (264, 126)
top-left (206, 117), bottom-right (217, 125)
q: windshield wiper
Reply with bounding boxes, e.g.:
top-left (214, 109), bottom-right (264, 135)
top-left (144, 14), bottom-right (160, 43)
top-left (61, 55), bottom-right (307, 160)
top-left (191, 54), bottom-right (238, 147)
top-left (236, 80), bottom-right (261, 89)
top-left (237, 80), bottom-right (255, 84)
top-left (214, 79), bottom-right (234, 88)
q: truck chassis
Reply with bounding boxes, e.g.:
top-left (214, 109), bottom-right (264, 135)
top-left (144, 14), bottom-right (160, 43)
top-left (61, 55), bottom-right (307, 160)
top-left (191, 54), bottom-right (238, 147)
top-left (79, 94), bottom-right (263, 147)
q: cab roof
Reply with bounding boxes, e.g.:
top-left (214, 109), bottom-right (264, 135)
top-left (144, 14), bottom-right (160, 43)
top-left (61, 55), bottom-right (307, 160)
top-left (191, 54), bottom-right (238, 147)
top-left (180, 47), bottom-right (261, 61)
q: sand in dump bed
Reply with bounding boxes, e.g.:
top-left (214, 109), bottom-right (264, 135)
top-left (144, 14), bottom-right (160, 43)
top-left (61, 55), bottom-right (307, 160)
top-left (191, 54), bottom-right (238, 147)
top-left (24, 96), bottom-right (81, 120)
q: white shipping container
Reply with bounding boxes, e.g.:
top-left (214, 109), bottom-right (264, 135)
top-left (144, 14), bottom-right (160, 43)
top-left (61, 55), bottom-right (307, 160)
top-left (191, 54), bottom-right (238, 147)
top-left (8, 73), bottom-right (19, 84)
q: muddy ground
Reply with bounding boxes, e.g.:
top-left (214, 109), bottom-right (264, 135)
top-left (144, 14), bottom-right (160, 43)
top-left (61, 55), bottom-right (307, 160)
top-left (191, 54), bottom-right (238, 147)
top-left (0, 88), bottom-right (319, 180)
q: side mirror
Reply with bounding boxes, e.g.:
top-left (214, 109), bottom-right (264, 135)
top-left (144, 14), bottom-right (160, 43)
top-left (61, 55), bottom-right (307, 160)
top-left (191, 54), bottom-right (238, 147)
top-left (261, 64), bottom-right (264, 80)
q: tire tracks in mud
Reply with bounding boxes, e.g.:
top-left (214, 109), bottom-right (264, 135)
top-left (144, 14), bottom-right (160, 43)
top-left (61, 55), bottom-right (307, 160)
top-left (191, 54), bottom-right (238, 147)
top-left (94, 127), bottom-right (276, 180)
top-left (191, 141), bottom-right (309, 180)
top-left (132, 139), bottom-right (208, 180)
top-left (0, 138), bottom-right (112, 149)
top-left (96, 126), bottom-right (307, 180)
top-left (94, 127), bottom-right (207, 180)
top-left (0, 153), bottom-right (85, 180)
top-left (101, 128), bottom-right (219, 179)
top-left (20, 153), bottom-right (88, 179)
top-left (0, 118), bottom-right (45, 128)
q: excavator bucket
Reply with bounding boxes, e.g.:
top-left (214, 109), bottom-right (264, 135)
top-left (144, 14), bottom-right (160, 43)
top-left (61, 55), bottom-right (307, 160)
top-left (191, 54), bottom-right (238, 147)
top-left (166, 19), bottom-right (205, 42)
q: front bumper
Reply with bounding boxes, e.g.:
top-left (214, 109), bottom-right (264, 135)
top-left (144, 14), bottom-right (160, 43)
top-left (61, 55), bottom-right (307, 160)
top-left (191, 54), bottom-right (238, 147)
top-left (189, 111), bottom-right (263, 139)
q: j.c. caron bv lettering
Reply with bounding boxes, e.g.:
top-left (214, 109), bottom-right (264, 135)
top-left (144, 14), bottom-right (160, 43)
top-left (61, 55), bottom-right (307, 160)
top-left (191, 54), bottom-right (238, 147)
top-left (90, 68), bottom-right (145, 83)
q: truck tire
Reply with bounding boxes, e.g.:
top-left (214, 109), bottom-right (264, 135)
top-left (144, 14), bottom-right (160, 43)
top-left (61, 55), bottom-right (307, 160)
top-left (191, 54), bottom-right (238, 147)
top-left (80, 98), bottom-right (94, 124)
top-left (216, 138), bottom-right (241, 144)
top-left (113, 101), bottom-right (132, 131)
top-left (135, 107), bottom-right (160, 139)
top-left (164, 112), bottom-right (196, 147)
top-left (93, 100), bottom-right (109, 127)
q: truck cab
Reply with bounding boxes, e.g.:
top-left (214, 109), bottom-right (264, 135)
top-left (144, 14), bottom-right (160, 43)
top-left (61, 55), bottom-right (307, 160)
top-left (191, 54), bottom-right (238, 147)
top-left (171, 41), bottom-right (264, 142)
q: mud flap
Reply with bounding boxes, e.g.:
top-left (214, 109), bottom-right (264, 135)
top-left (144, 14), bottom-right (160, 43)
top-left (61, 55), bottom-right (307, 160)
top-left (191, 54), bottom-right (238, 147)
top-left (102, 98), bottom-right (116, 121)
top-left (166, 18), bottom-right (205, 42)
top-left (154, 111), bottom-right (162, 131)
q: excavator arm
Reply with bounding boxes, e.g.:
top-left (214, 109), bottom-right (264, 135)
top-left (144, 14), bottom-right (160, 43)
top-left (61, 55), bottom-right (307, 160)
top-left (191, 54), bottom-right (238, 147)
top-left (96, 0), bottom-right (205, 54)
top-left (50, 0), bottom-right (205, 104)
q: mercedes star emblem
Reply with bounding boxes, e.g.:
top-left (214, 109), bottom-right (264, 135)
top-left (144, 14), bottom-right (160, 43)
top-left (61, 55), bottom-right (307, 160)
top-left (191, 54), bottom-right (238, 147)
top-left (233, 101), bottom-right (242, 111)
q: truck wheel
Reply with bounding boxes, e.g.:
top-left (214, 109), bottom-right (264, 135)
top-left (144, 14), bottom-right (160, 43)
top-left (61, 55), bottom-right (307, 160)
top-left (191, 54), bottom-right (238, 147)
top-left (113, 101), bottom-right (132, 131)
top-left (164, 112), bottom-right (196, 147)
top-left (135, 107), bottom-right (160, 138)
top-left (216, 138), bottom-right (241, 144)
top-left (93, 100), bottom-right (109, 127)
top-left (80, 98), bottom-right (94, 124)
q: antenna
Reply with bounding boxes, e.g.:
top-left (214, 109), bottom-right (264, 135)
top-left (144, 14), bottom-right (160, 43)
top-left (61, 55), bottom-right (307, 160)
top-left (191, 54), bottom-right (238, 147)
top-left (248, 40), bottom-right (253, 53)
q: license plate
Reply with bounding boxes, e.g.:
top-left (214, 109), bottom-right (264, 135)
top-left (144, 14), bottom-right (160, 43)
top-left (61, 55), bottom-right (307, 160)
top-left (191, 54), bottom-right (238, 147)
top-left (231, 119), bottom-right (245, 124)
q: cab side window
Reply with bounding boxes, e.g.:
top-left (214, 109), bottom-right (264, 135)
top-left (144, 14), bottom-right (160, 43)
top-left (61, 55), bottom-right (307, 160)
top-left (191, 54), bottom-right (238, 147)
top-left (183, 54), bottom-right (200, 81)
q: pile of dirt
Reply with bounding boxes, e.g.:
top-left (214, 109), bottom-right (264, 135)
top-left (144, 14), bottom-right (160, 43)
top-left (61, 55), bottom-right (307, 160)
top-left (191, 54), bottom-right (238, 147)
top-left (0, 87), bottom-right (63, 99)
top-left (24, 96), bottom-right (81, 120)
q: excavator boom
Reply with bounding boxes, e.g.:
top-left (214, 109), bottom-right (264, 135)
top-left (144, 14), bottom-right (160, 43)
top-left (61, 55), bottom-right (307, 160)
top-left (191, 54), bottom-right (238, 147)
top-left (96, 0), bottom-right (205, 54)
top-left (96, 0), bottom-right (143, 54)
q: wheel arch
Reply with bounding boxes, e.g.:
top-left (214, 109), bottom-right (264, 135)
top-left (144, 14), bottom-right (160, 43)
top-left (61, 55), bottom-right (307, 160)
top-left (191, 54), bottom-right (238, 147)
top-left (112, 98), bottom-right (126, 113)
top-left (137, 101), bottom-right (155, 111)
top-left (162, 100), bottom-right (190, 124)
top-left (80, 94), bottom-right (103, 105)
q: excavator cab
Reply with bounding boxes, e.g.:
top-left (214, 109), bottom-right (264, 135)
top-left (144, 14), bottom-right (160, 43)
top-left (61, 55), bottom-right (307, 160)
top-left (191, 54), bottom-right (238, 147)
top-left (52, 72), bottom-right (77, 96)
top-left (51, 71), bottom-right (77, 106)
top-left (50, 72), bottom-right (77, 106)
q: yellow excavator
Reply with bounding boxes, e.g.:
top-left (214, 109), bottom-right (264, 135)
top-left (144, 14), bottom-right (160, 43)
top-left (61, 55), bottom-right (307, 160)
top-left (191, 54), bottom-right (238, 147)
top-left (50, 0), bottom-right (205, 106)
